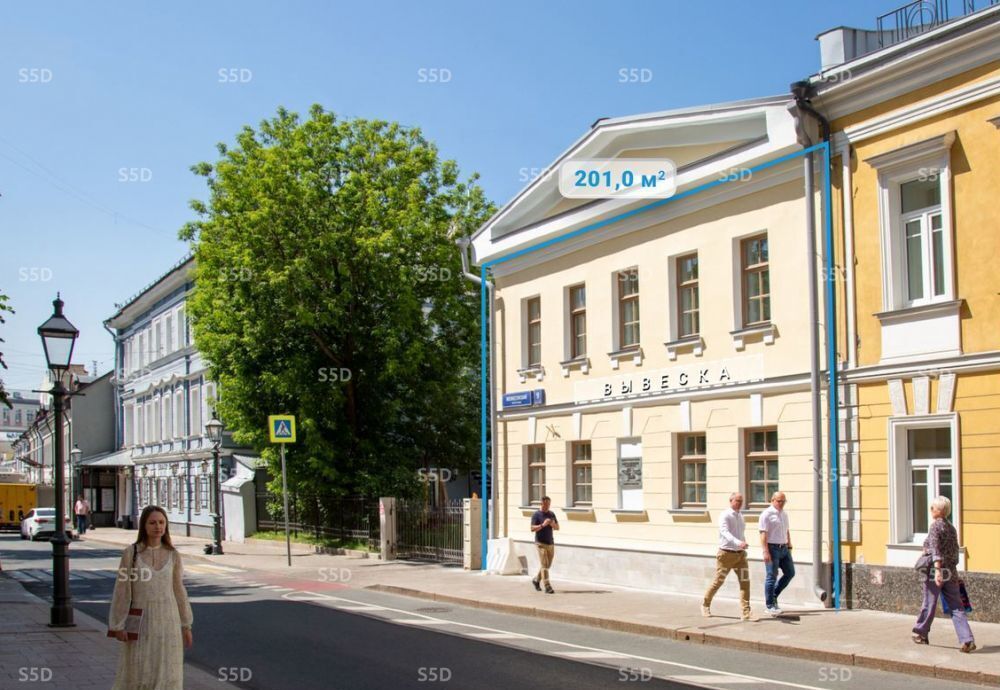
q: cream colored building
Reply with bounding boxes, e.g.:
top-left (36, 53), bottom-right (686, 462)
top-left (471, 97), bottom-right (833, 604)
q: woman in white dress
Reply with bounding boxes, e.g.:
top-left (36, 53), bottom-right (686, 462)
top-left (108, 505), bottom-right (193, 689)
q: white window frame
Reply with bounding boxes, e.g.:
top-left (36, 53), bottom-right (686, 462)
top-left (887, 413), bottom-right (960, 548)
top-left (136, 403), bottom-right (144, 446)
top-left (869, 132), bottom-right (956, 312)
top-left (563, 283), bottom-right (587, 361)
top-left (177, 305), bottom-right (187, 346)
top-left (675, 432), bottom-right (707, 508)
top-left (568, 440), bottom-right (592, 507)
top-left (523, 444), bottom-right (546, 506)
top-left (163, 391), bottom-right (172, 442)
top-left (174, 391), bottom-right (184, 439)
top-left (616, 437), bottom-right (643, 511)
top-left (521, 295), bottom-right (543, 371)
top-left (123, 403), bottom-right (134, 446)
top-left (190, 385), bottom-right (202, 439)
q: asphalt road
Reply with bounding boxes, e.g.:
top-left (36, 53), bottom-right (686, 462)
top-left (0, 535), bottom-right (981, 690)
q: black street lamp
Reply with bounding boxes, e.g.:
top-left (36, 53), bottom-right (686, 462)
top-left (204, 413), bottom-right (224, 555)
top-left (70, 445), bottom-right (82, 540)
top-left (37, 294), bottom-right (78, 627)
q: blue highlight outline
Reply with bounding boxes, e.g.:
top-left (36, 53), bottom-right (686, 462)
top-left (478, 141), bottom-right (841, 610)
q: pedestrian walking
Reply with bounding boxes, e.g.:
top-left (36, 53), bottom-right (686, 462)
top-left (530, 496), bottom-right (558, 594)
top-left (74, 493), bottom-right (91, 538)
top-left (703, 492), bottom-right (752, 620)
top-left (758, 491), bottom-right (794, 616)
top-left (108, 505), bottom-right (194, 689)
top-left (912, 496), bottom-right (976, 652)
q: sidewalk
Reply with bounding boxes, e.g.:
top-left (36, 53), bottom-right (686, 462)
top-left (0, 574), bottom-right (232, 690)
top-left (81, 529), bottom-right (1000, 687)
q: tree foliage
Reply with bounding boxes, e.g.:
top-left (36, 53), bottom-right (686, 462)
top-left (180, 105), bottom-right (493, 498)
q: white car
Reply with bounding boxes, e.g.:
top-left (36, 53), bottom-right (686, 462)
top-left (20, 508), bottom-right (72, 541)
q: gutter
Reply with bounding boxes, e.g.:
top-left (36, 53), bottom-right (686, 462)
top-left (791, 81), bottom-right (833, 607)
top-left (457, 235), bottom-right (498, 568)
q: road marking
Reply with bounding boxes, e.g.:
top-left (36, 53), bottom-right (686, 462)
top-left (466, 632), bottom-right (524, 640)
top-left (259, 585), bottom-right (285, 590)
top-left (7, 571), bottom-right (36, 582)
top-left (307, 593), bottom-right (830, 690)
top-left (555, 651), bottom-right (630, 659)
top-left (333, 605), bottom-right (385, 611)
top-left (281, 590), bottom-right (334, 601)
top-left (75, 570), bottom-right (112, 580)
top-left (671, 675), bottom-right (759, 685)
top-left (394, 618), bottom-right (452, 626)
top-left (187, 563), bottom-right (245, 573)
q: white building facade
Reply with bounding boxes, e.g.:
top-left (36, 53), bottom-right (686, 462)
top-left (106, 255), bottom-right (258, 537)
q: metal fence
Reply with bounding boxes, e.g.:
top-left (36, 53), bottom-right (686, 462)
top-left (255, 493), bottom-right (380, 551)
top-left (877, 0), bottom-right (999, 48)
top-left (396, 498), bottom-right (464, 564)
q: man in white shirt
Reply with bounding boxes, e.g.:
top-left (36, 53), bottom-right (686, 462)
top-left (702, 492), bottom-right (751, 621)
top-left (758, 491), bottom-right (794, 616)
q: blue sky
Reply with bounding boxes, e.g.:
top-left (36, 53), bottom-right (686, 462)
top-left (1, 0), bottom-right (882, 391)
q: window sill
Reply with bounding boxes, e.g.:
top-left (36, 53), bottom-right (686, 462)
top-left (875, 299), bottom-right (963, 364)
top-left (561, 506), bottom-right (595, 520)
top-left (885, 543), bottom-right (967, 569)
top-left (607, 347), bottom-right (643, 370)
top-left (559, 357), bottom-right (590, 377)
top-left (874, 298), bottom-right (962, 324)
top-left (611, 509), bottom-right (648, 522)
top-left (664, 335), bottom-right (704, 361)
top-left (729, 323), bottom-right (776, 351)
top-left (667, 507), bottom-right (708, 516)
top-left (517, 366), bottom-right (545, 384)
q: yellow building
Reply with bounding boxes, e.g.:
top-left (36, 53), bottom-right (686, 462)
top-left (811, 3), bottom-right (1000, 619)
top-left (470, 98), bottom-right (838, 605)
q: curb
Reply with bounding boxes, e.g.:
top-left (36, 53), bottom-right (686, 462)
top-left (366, 584), bottom-right (998, 687)
top-left (78, 535), bottom-right (243, 569)
top-left (243, 537), bottom-right (372, 558)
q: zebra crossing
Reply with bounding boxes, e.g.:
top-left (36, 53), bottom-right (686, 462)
top-left (7, 562), bottom-right (246, 585)
top-left (7, 568), bottom-right (117, 583)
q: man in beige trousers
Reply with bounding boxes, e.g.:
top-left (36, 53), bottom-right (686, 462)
top-left (702, 492), bottom-right (752, 621)
top-left (530, 496), bottom-right (559, 594)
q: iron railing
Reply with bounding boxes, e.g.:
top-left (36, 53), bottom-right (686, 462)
top-left (255, 493), bottom-right (380, 550)
top-left (877, 0), bottom-right (999, 48)
top-left (396, 498), bottom-right (464, 564)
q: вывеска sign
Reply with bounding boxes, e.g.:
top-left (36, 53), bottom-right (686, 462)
top-left (573, 354), bottom-right (763, 404)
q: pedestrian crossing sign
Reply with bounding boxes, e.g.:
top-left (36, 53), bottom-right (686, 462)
top-left (268, 415), bottom-right (296, 443)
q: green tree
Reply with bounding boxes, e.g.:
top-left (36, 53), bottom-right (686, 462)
top-left (0, 292), bottom-right (13, 408)
top-left (180, 105), bottom-right (493, 498)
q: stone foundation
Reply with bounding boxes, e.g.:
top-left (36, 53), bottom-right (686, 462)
top-left (513, 540), bottom-right (828, 607)
top-left (842, 563), bottom-right (1000, 623)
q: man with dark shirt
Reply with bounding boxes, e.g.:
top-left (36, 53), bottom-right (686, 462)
top-left (530, 496), bottom-right (559, 594)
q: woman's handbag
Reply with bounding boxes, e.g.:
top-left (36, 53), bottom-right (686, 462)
top-left (107, 544), bottom-right (144, 641)
top-left (914, 552), bottom-right (933, 575)
top-left (941, 580), bottom-right (974, 615)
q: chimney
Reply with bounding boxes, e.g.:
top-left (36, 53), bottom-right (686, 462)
top-left (816, 26), bottom-right (883, 70)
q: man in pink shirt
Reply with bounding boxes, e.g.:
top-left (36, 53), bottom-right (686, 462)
top-left (74, 494), bottom-right (91, 538)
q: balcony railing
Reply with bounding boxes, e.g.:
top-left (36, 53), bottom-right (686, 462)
top-left (877, 0), bottom-right (999, 47)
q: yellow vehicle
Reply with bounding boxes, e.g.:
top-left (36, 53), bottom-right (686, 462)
top-left (0, 483), bottom-right (38, 530)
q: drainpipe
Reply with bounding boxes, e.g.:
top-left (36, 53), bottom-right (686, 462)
top-left (840, 143), bottom-right (857, 369)
top-left (791, 81), bottom-right (831, 605)
top-left (456, 235), bottom-right (498, 553)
